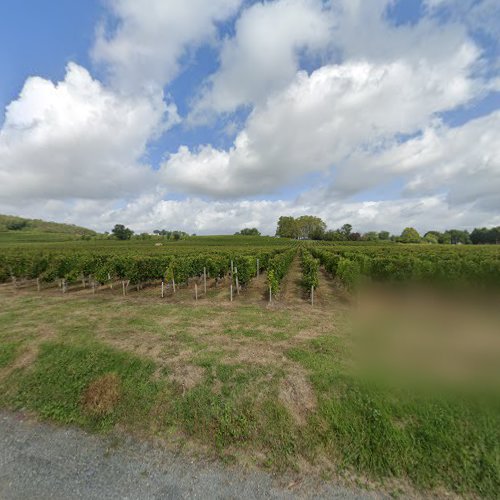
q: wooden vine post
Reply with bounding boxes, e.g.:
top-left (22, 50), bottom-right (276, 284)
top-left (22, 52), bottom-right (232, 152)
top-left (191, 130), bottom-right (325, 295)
top-left (256, 258), bottom-right (260, 277)
top-left (230, 260), bottom-right (234, 301)
top-left (269, 285), bottom-right (272, 304)
top-left (235, 266), bottom-right (240, 295)
top-left (195, 283), bottom-right (198, 301)
top-left (203, 267), bottom-right (207, 294)
top-left (161, 281), bottom-right (164, 298)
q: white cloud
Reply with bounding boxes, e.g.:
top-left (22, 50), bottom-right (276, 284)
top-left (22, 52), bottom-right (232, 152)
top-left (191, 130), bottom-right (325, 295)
top-left (93, 0), bottom-right (242, 91)
top-left (0, 63), bottom-right (177, 202)
top-left (142, 195), bottom-right (500, 235)
top-left (328, 110), bottom-right (500, 211)
top-left (1, 0), bottom-right (498, 236)
top-left (190, 0), bottom-right (333, 120)
top-left (163, 42), bottom-right (480, 197)
top-left (399, 113), bottom-right (500, 210)
top-left (27, 194), bottom-right (496, 236)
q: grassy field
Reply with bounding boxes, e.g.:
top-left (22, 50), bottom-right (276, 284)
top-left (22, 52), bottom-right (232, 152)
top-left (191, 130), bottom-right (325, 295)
top-left (0, 213), bottom-right (96, 240)
top-left (0, 252), bottom-right (498, 498)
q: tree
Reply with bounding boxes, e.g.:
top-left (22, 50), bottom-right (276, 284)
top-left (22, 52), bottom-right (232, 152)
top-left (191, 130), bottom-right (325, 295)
top-left (445, 229), bottom-right (471, 245)
top-left (235, 228), bottom-right (261, 236)
top-left (378, 231), bottom-right (390, 240)
top-left (470, 226), bottom-right (500, 244)
top-left (275, 215), bottom-right (326, 239)
top-left (309, 225), bottom-right (326, 240)
top-left (423, 233), bottom-right (439, 244)
top-left (399, 227), bottom-right (421, 243)
top-left (424, 230), bottom-right (441, 240)
top-left (439, 232), bottom-right (452, 244)
top-left (493, 227), bottom-right (500, 244)
top-left (111, 224), bottom-right (134, 240)
top-left (340, 224), bottom-right (352, 240)
top-left (276, 216), bottom-right (299, 239)
top-left (471, 227), bottom-right (486, 244)
top-left (363, 231), bottom-right (379, 241)
top-left (296, 215), bottom-right (326, 239)
top-left (323, 229), bottom-right (340, 241)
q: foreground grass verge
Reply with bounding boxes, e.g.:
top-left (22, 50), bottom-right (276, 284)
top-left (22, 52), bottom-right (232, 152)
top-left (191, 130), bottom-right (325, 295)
top-left (0, 291), bottom-right (498, 497)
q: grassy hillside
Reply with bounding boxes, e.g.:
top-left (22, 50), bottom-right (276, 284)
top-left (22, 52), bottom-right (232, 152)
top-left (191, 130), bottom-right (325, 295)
top-left (0, 214), bottom-right (96, 242)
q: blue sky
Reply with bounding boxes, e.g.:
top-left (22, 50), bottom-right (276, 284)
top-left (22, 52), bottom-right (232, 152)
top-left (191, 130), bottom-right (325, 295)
top-left (0, 1), bottom-right (101, 107)
top-left (0, 0), bottom-right (499, 234)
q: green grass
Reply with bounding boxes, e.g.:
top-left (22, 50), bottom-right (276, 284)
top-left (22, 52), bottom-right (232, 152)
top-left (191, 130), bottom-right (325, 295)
top-left (288, 335), bottom-right (500, 497)
top-left (169, 360), bottom-right (297, 469)
top-left (0, 214), bottom-right (96, 245)
top-left (0, 341), bottom-right (20, 368)
top-left (0, 231), bottom-right (85, 244)
top-left (2, 342), bottom-right (160, 431)
top-left (0, 291), bottom-right (498, 497)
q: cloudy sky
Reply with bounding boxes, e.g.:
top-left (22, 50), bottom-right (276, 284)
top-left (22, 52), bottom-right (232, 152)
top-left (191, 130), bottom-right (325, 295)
top-left (0, 0), bottom-right (499, 235)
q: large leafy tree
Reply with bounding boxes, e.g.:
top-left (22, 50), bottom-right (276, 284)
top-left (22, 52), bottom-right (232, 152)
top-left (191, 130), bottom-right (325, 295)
top-left (296, 215), bottom-right (326, 239)
top-left (111, 224), bottom-right (134, 240)
top-left (400, 227), bottom-right (421, 243)
top-left (275, 216), bottom-right (299, 239)
top-left (276, 215), bottom-right (326, 239)
top-left (340, 223), bottom-right (352, 239)
top-left (445, 229), bottom-right (471, 245)
top-left (470, 227), bottom-right (500, 244)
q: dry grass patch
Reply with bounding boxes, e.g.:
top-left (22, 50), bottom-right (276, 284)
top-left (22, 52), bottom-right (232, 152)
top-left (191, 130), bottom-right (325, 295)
top-left (278, 368), bottom-right (317, 426)
top-left (81, 372), bottom-right (121, 416)
top-left (168, 363), bottom-right (205, 392)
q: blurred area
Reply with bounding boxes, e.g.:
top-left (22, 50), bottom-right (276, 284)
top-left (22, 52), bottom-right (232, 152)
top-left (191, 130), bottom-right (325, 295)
top-left (351, 284), bottom-right (500, 393)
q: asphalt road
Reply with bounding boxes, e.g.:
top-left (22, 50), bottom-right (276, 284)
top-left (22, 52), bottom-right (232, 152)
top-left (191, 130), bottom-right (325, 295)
top-left (0, 412), bottom-right (379, 499)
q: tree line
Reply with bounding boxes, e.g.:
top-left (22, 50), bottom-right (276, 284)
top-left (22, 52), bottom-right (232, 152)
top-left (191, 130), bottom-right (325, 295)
top-left (95, 221), bottom-right (500, 245)
top-left (275, 216), bottom-right (500, 244)
top-left (108, 225), bottom-right (191, 241)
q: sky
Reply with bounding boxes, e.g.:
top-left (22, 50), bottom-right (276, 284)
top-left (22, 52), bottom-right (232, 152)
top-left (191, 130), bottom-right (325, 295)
top-left (0, 0), bottom-right (499, 235)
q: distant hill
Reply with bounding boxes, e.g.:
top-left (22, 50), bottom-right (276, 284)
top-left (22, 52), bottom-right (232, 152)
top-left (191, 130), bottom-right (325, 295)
top-left (0, 214), bottom-right (96, 242)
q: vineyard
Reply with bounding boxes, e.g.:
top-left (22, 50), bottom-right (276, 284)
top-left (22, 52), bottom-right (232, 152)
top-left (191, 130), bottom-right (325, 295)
top-left (1, 237), bottom-right (499, 302)
top-left (311, 243), bottom-right (500, 291)
top-left (1, 235), bottom-right (499, 497)
top-left (0, 237), bottom-right (292, 296)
